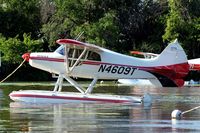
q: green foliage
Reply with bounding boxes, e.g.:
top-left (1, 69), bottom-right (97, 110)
top-left (23, 33), bottom-right (43, 52)
top-left (0, 0), bottom-right (200, 81)
top-left (0, 35), bottom-right (24, 63)
top-left (0, 0), bottom-right (41, 38)
top-left (41, 0), bottom-right (107, 46)
top-left (162, 0), bottom-right (184, 41)
top-left (163, 0), bottom-right (200, 58)
top-left (0, 33), bottom-right (42, 63)
top-left (114, 0), bottom-right (166, 52)
top-left (71, 11), bottom-right (119, 49)
top-left (42, 0), bottom-right (166, 53)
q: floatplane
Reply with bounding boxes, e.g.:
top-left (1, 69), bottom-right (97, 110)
top-left (9, 39), bottom-right (189, 104)
top-left (118, 40), bottom-right (199, 86)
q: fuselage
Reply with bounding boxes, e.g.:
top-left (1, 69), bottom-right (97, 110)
top-left (28, 50), bottom-right (160, 80)
top-left (26, 47), bottom-right (188, 82)
top-left (22, 39), bottom-right (189, 87)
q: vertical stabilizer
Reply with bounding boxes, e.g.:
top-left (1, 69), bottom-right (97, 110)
top-left (150, 39), bottom-right (189, 87)
top-left (157, 39), bottom-right (187, 65)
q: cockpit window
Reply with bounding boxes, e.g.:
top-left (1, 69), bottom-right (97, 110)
top-left (87, 51), bottom-right (101, 61)
top-left (56, 46), bottom-right (101, 61)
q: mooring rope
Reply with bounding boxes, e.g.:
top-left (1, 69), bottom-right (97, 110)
top-left (182, 105), bottom-right (200, 115)
top-left (0, 59), bottom-right (26, 83)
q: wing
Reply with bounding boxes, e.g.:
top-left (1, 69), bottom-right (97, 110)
top-left (130, 51), bottom-right (158, 59)
top-left (188, 58), bottom-right (200, 71)
top-left (56, 39), bottom-right (103, 52)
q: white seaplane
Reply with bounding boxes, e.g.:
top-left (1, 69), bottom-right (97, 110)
top-left (9, 39), bottom-right (189, 104)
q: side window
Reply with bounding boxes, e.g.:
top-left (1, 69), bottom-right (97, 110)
top-left (57, 47), bottom-right (84, 59)
top-left (87, 51), bottom-right (101, 61)
top-left (57, 47), bottom-right (101, 61)
top-left (68, 48), bottom-right (85, 59)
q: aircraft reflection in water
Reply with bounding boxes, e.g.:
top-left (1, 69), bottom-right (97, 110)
top-left (8, 85), bottom-right (200, 132)
top-left (9, 102), bottom-right (151, 133)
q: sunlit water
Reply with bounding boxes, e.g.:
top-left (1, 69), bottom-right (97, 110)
top-left (1, 82), bottom-right (200, 133)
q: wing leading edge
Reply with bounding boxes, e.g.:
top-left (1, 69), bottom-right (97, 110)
top-left (56, 39), bottom-right (103, 52)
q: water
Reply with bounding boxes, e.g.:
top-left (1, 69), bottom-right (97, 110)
top-left (1, 82), bottom-right (200, 132)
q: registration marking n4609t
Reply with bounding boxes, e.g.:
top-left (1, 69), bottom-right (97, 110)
top-left (98, 64), bottom-right (135, 75)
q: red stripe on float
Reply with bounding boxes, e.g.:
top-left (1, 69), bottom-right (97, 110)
top-left (10, 94), bottom-right (134, 103)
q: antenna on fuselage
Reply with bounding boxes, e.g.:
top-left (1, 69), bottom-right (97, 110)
top-left (75, 31), bottom-right (84, 41)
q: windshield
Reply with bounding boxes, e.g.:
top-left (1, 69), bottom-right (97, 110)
top-left (54, 45), bottom-right (64, 55)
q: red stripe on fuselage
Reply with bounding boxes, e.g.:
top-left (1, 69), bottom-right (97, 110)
top-left (83, 61), bottom-right (189, 81)
top-left (30, 57), bottom-right (64, 62)
top-left (30, 56), bottom-right (187, 71)
top-left (29, 56), bottom-right (189, 87)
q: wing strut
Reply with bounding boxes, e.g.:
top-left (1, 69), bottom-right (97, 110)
top-left (63, 75), bottom-right (85, 94)
top-left (64, 45), bottom-right (69, 73)
top-left (64, 45), bottom-right (87, 74)
top-left (53, 74), bottom-right (64, 92)
top-left (69, 47), bottom-right (87, 72)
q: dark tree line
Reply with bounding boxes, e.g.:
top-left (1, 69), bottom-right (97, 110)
top-left (0, 0), bottom-right (199, 81)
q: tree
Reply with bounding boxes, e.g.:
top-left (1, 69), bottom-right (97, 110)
top-left (163, 0), bottom-right (200, 58)
top-left (112, 0), bottom-right (167, 53)
top-left (71, 11), bottom-right (119, 50)
top-left (41, 0), bottom-right (103, 46)
top-left (0, 33), bottom-right (42, 63)
top-left (41, 0), bottom-right (167, 53)
top-left (0, 0), bottom-right (41, 39)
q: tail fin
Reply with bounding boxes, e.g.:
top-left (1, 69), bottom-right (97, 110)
top-left (150, 39), bottom-right (189, 87)
top-left (157, 39), bottom-right (187, 65)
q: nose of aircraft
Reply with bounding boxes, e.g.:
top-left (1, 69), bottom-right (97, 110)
top-left (22, 53), bottom-right (30, 62)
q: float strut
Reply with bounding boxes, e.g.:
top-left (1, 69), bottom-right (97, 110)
top-left (85, 77), bottom-right (98, 94)
top-left (64, 75), bottom-right (85, 94)
top-left (53, 74), bottom-right (64, 92)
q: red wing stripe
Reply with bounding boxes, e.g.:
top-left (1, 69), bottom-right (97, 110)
top-left (56, 39), bottom-right (85, 46)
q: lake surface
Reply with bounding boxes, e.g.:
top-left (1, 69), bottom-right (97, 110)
top-left (1, 82), bottom-right (200, 133)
